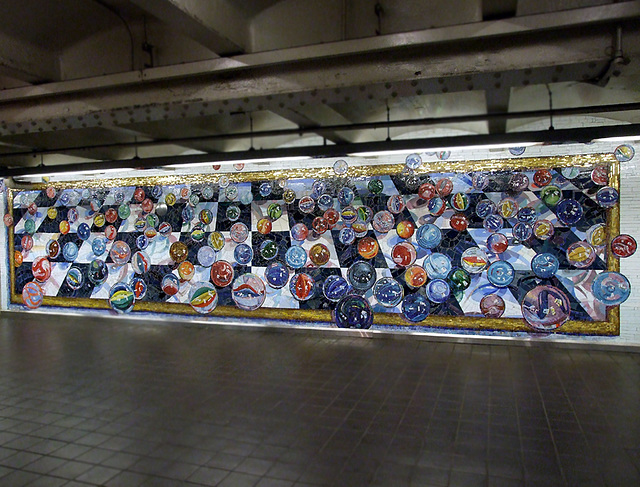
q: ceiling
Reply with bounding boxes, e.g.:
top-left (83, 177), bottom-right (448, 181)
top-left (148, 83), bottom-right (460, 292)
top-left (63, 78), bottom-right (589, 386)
top-left (0, 0), bottom-right (639, 175)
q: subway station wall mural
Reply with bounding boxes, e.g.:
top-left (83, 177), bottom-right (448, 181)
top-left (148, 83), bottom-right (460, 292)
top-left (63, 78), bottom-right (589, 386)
top-left (3, 147), bottom-right (636, 336)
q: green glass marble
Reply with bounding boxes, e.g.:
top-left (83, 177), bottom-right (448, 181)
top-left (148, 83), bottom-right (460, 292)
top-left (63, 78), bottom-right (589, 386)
top-left (540, 185), bottom-right (562, 207)
top-left (448, 268), bottom-right (471, 293)
top-left (259, 240), bottom-right (278, 260)
top-left (267, 203), bottom-right (283, 220)
top-left (118, 203), bottom-right (131, 220)
top-left (368, 178), bottom-right (384, 194)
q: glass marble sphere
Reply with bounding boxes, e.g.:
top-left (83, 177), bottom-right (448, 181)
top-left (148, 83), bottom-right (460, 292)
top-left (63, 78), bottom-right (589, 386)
top-left (586, 223), bottom-right (607, 248)
top-left (257, 218), bottom-right (272, 235)
top-left (533, 169), bottom-right (553, 187)
top-left (161, 273), bottom-right (180, 296)
top-left (318, 194), bottom-right (333, 211)
top-left (347, 260), bottom-right (376, 292)
top-left (372, 210), bottom-right (395, 233)
top-left (199, 209), bottom-right (213, 226)
top-left (333, 295), bottom-right (373, 329)
top-left (66, 266), bottom-right (84, 290)
top-left (259, 182), bottom-right (272, 197)
top-left (427, 196), bottom-right (446, 217)
top-left (234, 243), bottom-right (254, 265)
top-left (165, 192), bottom-right (177, 206)
top-left (509, 172), bottom-right (530, 192)
top-left (21, 235), bottom-right (34, 252)
top-left (59, 192), bottom-right (71, 206)
top-left (226, 205), bottom-right (241, 222)
top-left (285, 245), bottom-right (307, 269)
top-left (283, 188), bottom-right (296, 204)
top-left (483, 214), bottom-right (504, 233)
top-left (368, 179), bottom-right (384, 194)
top-left (533, 220), bottom-right (555, 240)
top-left (130, 277), bottom-right (147, 300)
top-left (373, 277), bottom-right (404, 308)
top-left (396, 220), bottom-right (415, 239)
top-left (333, 159), bottom-right (348, 175)
top-left (392, 242), bottom-right (417, 267)
top-left (104, 208), bottom-right (117, 224)
top-left (22, 281), bottom-right (44, 309)
top-left (312, 217), bottom-right (329, 235)
top-left (357, 206), bottom-right (374, 223)
top-left (418, 183), bottom-right (436, 200)
top-left (181, 206), bottom-right (194, 223)
top-left (566, 241), bottom-right (596, 268)
top-left (386, 195), bottom-right (405, 214)
top-left (309, 243), bottom-right (331, 266)
top-left (46, 239), bottom-right (60, 259)
top-left (298, 196), bottom-right (315, 214)
top-left (189, 283), bottom-right (218, 314)
top-left (521, 285), bottom-right (571, 331)
top-left (178, 261), bottom-right (195, 281)
top-left (480, 294), bottom-right (505, 318)
top-left (486, 261), bottom-right (515, 287)
top-left (401, 293), bottom-right (430, 322)
top-left (487, 232), bottom-right (509, 254)
top-left (3, 214), bottom-right (12, 227)
top-left (461, 247), bottom-right (489, 274)
top-left (556, 199), bottom-right (583, 226)
top-left (225, 185), bottom-right (238, 201)
top-left (267, 203), bottom-right (283, 220)
top-left (404, 265), bottom-right (427, 289)
top-left (497, 197), bottom-right (519, 219)
top-left (561, 167), bottom-right (580, 180)
top-left (59, 220), bottom-right (71, 235)
top-left (435, 178), bottom-right (453, 197)
top-left (540, 185), bottom-right (562, 207)
top-left (47, 207), bottom-right (58, 220)
top-left (311, 181), bottom-right (326, 199)
top-left (341, 205), bottom-right (357, 225)
top-left (517, 207), bottom-right (537, 224)
top-left (131, 251), bottom-right (151, 274)
top-left (591, 166), bottom-right (608, 185)
top-left (509, 146), bottom-right (526, 156)
top-left (14, 251), bottom-right (23, 267)
top-left (92, 237), bottom-right (107, 256)
top-left (450, 213), bottom-right (469, 232)
top-left (450, 193), bottom-right (470, 212)
top-left (210, 260), bottom-right (234, 287)
top-left (339, 226), bottom-right (356, 245)
top-left (596, 186), bottom-right (619, 208)
top-left (324, 208), bottom-right (340, 227)
top-left (531, 253), bottom-right (559, 278)
top-left (259, 239), bottom-right (278, 261)
top-left (87, 259), bottom-right (108, 285)
top-left (63, 242), bottom-right (78, 262)
top-left (169, 241), bottom-right (188, 263)
top-left (110, 240), bottom-right (131, 266)
top-left (405, 153), bottom-right (422, 169)
top-left (513, 222), bottom-right (534, 241)
top-left (230, 222), bottom-right (249, 243)
top-left (289, 273), bottom-right (316, 301)
top-left (24, 218), bottom-right (36, 235)
top-left (357, 237), bottom-right (379, 260)
top-left (323, 275), bottom-right (349, 302)
top-left (290, 222), bottom-right (309, 242)
top-left (423, 252), bottom-right (452, 280)
top-left (209, 231), bottom-right (225, 251)
top-left (94, 213), bottom-right (106, 228)
top-left (337, 187), bottom-right (355, 207)
top-left (426, 279), bottom-right (450, 303)
top-left (592, 271), bottom-right (631, 306)
top-left (447, 268), bottom-right (471, 293)
top-left (611, 234), bottom-right (637, 258)
top-left (614, 144), bottom-right (635, 162)
top-left (416, 223), bottom-right (442, 249)
top-left (264, 261), bottom-right (289, 289)
top-left (109, 283), bottom-right (135, 314)
top-left (197, 246), bottom-right (216, 267)
top-left (472, 173), bottom-right (490, 191)
top-left (118, 203), bottom-right (131, 220)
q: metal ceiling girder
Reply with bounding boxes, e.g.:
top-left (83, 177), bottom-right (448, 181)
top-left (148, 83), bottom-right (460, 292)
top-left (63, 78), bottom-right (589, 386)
top-left (0, 1), bottom-right (637, 138)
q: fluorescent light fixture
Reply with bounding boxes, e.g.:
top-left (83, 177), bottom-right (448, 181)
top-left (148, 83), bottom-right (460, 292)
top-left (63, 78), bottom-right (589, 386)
top-left (163, 155), bottom-right (312, 169)
top-left (349, 141), bottom-right (539, 157)
top-left (593, 134), bottom-right (640, 142)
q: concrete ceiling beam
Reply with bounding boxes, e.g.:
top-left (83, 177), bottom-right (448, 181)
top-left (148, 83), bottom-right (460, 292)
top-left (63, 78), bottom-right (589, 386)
top-left (0, 31), bottom-right (59, 83)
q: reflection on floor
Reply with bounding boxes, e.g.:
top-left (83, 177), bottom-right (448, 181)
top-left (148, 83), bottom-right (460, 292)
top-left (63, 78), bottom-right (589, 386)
top-left (0, 313), bottom-right (637, 486)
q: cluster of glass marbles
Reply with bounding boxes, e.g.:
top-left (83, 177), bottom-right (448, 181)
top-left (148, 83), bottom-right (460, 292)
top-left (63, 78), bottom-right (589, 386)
top-left (8, 151), bottom-right (636, 332)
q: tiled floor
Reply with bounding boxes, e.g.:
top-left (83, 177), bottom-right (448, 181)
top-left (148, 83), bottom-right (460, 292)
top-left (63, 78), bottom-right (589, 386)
top-left (0, 313), bottom-right (637, 487)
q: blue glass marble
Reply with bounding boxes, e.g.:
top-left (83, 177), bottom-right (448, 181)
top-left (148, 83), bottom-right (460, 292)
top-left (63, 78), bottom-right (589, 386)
top-left (472, 173), bottom-right (490, 191)
top-left (509, 146), bottom-right (526, 156)
top-left (373, 277), bottom-right (404, 308)
top-left (333, 295), bottom-right (373, 329)
top-left (317, 194), bottom-right (333, 211)
top-left (59, 192), bottom-right (71, 206)
top-left (91, 237), bottom-right (107, 256)
top-left (592, 271), bottom-right (631, 306)
top-left (136, 234), bottom-right (149, 250)
top-left (197, 246), bottom-right (216, 267)
top-left (63, 242), bottom-right (78, 262)
top-left (234, 243), bottom-right (253, 265)
top-left (596, 186), bottom-right (619, 208)
top-left (486, 260), bottom-right (515, 287)
top-left (264, 261), bottom-right (289, 289)
top-left (416, 223), bottom-right (442, 250)
top-left (338, 227), bottom-right (356, 246)
top-left (556, 199), bottom-right (583, 226)
top-left (405, 153), bottom-right (422, 170)
top-left (517, 207), bottom-right (537, 223)
top-left (181, 205), bottom-right (194, 222)
top-left (475, 199), bottom-right (496, 218)
top-left (77, 223), bottom-right (91, 241)
top-left (66, 266), bottom-right (84, 290)
top-left (285, 245), bottom-right (307, 269)
top-left (531, 253), bottom-right (559, 278)
top-left (423, 252), bottom-right (452, 280)
top-left (322, 275), bottom-right (349, 302)
top-left (311, 181), bottom-right (326, 199)
top-left (347, 260), bottom-right (376, 292)
top-left (337, 187), bottom-right (355, 207)
top-left (425, 279), bottom-right (450, 303)
top-left (427, 196), bottom-right (445, 216)
top-left (401, 293), bottom-right (431, 322)
top-left (483, 214), bottom-right (504, 233)
top-left (152, 185), bottom-right (163, 199)
top-left (87, 259), bottom-right (108, 285)
top-left (513, 222), bottom-right (534, 241)
top-left (259, 182), bottom-right (272, 197)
